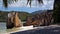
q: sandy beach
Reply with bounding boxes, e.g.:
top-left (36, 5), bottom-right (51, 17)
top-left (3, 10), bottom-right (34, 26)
top-left (10, 25), bottom-right (60, 34)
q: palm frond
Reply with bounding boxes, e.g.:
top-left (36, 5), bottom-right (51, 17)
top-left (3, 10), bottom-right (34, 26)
top-left (27, 0), bottom-right (43, 7)
top-left (3, 0), bottom-right (43, 8)
top-left (12, 0), bottom-right (18, 2)
top-left (27, 0), bottom-right (32, 7)
top-left (37, 0), bottom-right (43, 4)
top-left (3, 0), bottom-right (18, 8)
top-left (3, 0), bottom-right (7, 8)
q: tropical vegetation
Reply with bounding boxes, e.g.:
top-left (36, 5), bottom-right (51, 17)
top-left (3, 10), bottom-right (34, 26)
top-left (0, 11), bottom-right (31, 22)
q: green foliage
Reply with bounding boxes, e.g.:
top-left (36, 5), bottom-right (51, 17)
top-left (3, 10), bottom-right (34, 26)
top-left (53, 0), bottom-right (60, 23)
top-left (0, 11), bottom-right (31, 22)
top-left (18, 12), bottom-right (31, 21)
top-left (0, 11), bottom-right (8, 21)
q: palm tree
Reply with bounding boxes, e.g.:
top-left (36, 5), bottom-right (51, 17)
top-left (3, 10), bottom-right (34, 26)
top-left (53, 0), bottom-right (60, 23)
top-left (3, 0), bottom-right (43, 8)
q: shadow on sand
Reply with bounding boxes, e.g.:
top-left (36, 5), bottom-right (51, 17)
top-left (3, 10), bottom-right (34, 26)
top-left (11, 26), bottom-right (60, 34)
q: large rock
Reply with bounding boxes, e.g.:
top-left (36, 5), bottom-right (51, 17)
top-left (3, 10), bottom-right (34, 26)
top-left (26, 11), bottom-right (53, 26)
top-left (6, 12), bottom-right (23, 29)
top-left (14, 13), bottom-right (23, 27)
top-left (6, 18), bottom-right (14, 29)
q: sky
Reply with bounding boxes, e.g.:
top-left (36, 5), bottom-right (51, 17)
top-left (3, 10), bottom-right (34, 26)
top-left (0, 0), bottom-right (54, 13)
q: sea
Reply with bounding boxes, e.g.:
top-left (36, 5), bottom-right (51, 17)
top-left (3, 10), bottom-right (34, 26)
top-left (0, 22), bottom-right (24, 34)
top-left (0, 22), bottom-right (34, 34)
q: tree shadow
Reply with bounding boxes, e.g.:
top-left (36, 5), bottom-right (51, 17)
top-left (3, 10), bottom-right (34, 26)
top-left (11, 27), bottom-right (60, 34)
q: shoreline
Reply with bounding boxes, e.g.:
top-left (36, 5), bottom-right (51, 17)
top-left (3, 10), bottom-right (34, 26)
top-left (11, 25), bottom-right (60, 34)
top-left (1, 25), bottom-right (60, 34)
top-left (6, 26), bottom-right (34, 34)
top-left (0, 21), bottom-right (26, 22)
top-left (0, 21), bottom-right (6, 22)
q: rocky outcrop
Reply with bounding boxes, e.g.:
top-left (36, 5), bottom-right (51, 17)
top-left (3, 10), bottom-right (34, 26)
top-left (6, 12), bottom-right (23, 29)
top-left (14, 13), bottom-right (23, 27)
top-left (6, 17), bottom-right (14, 29)
top-left (26, 16), bottom-right (32, 26)
top-left (26, 11), bottom-right (54, 27)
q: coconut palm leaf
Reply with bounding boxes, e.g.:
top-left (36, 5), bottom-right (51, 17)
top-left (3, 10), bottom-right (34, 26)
top-left (3, 0), bottom-right (18, 8)
top-left (3, 0), bottom-right (7, 8)
top-left (3, 0), bottom-right (43, 8)
top-left (27, 0), bottom-right (43, 7)
top-left (27, 0), bottom-right (32, 7)
top-left (37, 0), bottom-right (43, 4)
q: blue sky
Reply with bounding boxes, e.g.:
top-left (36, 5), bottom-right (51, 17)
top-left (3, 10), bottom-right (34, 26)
top-left (0, 0), bottom-right (54, 13)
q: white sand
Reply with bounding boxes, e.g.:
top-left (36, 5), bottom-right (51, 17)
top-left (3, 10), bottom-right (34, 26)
top-left (5, 25), bottom-right (60, 34)
top-left (5, 25), bottom-right (34, 34)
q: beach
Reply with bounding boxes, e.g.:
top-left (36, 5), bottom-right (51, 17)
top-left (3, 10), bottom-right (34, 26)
top-left (0, 23), bottom-right (60, 34)
top-left (11, 25), bottom-right (60, 34)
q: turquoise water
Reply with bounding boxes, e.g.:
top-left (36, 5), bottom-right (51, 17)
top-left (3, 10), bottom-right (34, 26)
top-left (0, 22), bottom-right (25, 34)
top-left (0, 22), bottom-right (6, 34)
top-left (0, 23), bottom-right (19, 34)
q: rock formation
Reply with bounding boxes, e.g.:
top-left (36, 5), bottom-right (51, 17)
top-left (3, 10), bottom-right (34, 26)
top-left (14, 12), bottom-right (23, 27)
top-left (6, 12), bottom-right (14, 29)
top-left (6, 12), bottom-right (23, 29)
top-left (26, 11), bottom-right (54, 27)
top-left (26, 16), bottom-right (32, 26)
